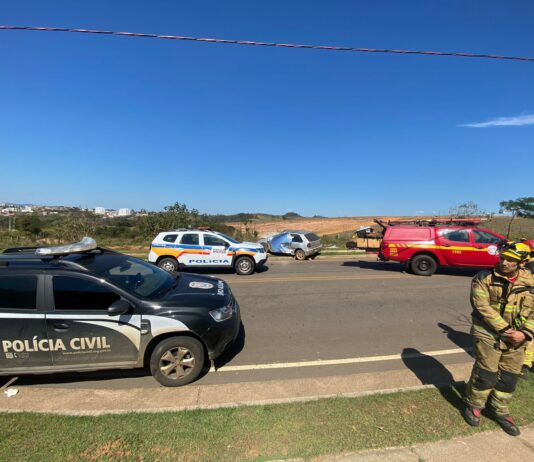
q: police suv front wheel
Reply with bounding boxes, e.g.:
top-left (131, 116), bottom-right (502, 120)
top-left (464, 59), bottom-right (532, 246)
top-left (157, 257), bottom-right (179, 273)
top-left (235, 256), bottom-right (255, 275)
top-left (150, 336), bottom-right (205, 387)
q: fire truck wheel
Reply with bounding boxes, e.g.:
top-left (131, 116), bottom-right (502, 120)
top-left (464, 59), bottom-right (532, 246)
top-left (410, 254), bottom-right (437, 276)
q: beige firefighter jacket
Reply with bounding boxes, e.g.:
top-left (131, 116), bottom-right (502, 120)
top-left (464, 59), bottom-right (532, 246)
top-left (470, 267), bottom-right (534, 343)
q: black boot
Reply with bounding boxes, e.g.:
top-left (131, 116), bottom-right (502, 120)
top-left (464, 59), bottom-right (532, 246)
top-left (520, 365), bottom-right (530, 381)
top-left (463, 406), bottom-right (481, 427)
top-left (493, 414), bottom-right (521, 436)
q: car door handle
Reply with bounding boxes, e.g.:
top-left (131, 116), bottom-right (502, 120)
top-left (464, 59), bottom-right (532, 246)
top-left (441, 244), bottom-right (450, 247)
top-left (53, 322), bottom-right (70, 331)
top-left (474, 246), bottom-right (484, 249)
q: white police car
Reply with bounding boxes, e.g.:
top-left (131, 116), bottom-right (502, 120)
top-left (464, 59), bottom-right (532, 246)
top-left (0, 238), bottom-right (241, 387)
top-left (148, 229), bottom-right (268, 275)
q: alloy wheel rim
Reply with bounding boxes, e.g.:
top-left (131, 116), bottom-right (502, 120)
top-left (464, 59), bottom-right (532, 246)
top-left (159, 347), bottom-right (195, 379)
top-left (162, 261), bottom-right (175, 272)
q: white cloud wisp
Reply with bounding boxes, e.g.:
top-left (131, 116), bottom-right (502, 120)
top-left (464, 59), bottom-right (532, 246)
top-left (460, 114), bottom-right (534, 128)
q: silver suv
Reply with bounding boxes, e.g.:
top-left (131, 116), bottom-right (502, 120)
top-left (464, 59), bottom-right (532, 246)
top-left (259, 230), bottom-right (322, 260)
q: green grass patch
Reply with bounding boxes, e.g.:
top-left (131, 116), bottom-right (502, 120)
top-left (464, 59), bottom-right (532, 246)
top-left (2, 380), bottom-right (534, 461)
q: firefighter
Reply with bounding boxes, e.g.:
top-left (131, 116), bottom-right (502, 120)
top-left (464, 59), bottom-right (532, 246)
top-left (521, 341), bottom-right (534, 380)
top-left (521, 246), bottom-right (534, 380)
top-left (463, 241), bottom-right (534, 436)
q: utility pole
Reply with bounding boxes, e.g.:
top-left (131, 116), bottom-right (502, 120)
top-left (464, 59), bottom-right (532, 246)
top-left (8, 214), bottom-right (16, 232)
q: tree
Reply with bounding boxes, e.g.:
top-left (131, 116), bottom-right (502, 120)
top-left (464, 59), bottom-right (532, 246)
top-left (52, 212), bottom-right (99, 242)
top-left (15, 215), bottom-right (43, 236)
top-left (499, 197), bottom-right (534, 238)
top-left (449, 201), bottom-right (484, 218)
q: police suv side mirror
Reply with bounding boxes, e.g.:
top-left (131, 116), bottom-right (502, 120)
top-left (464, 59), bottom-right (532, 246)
top-left (224, 242), bottom-right (230, 248)
top-left (108, 299), bottom-right (132, 316)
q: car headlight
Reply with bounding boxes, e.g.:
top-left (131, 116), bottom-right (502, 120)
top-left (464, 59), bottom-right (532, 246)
top-left (209, 303), bottom-right (234, 322)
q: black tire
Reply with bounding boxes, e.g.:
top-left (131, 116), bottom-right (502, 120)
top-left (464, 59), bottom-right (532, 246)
top-left (410, 254), bottom-right (437, 276)
top-left (294, 249), bottom-right (306, 261)
top-left (150, 336), bottom-right (204, 387)
top-left (235, 256), bottom-right (255, 275)
top-left (157, 257), bottom-right (178, 273)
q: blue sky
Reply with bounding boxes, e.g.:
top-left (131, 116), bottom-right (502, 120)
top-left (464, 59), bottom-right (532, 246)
top-left (1, 1), bottom-right (533, 216)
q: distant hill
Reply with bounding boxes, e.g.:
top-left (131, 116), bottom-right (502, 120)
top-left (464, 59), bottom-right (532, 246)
top-left (210, 212), bottom-right (303, 223)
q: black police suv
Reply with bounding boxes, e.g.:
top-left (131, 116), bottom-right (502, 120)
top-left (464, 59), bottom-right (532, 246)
top-left (0, 238), bottom-right (241, 386)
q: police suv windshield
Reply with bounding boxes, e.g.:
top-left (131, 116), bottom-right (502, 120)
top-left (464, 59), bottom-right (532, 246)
top-left (69, 253), bottom-right (175, 298)
top-left (214, 232), bottom-right (239, 244)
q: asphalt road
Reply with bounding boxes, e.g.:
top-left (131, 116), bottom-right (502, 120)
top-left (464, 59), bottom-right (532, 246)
top-left (11, 257), bottom-right (479, 389)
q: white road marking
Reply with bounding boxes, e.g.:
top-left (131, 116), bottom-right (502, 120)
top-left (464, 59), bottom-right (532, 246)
top-left (211, 348), bottom-right (471, 372)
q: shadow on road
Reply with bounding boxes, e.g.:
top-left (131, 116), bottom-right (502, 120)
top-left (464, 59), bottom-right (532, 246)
top-left (214, 322), bottom-right (246, 369)
top-left (343, 260), bottom-right (482, 277)
top-left (342, 260), bottom-right (406, 272)
top-left (10, 367), bottom-right (153, 387)
top-left (438, 322), bottom-right (474, 357)
top-left (401, 347), bottom-right (466, 413)
top-left (182, 265), bottom-right (270, 276)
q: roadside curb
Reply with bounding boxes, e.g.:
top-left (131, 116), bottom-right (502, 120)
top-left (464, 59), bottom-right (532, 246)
top-left (0, 362), bottom-right (473, 416)
top-left (314, 425), bottom-right (534, 461)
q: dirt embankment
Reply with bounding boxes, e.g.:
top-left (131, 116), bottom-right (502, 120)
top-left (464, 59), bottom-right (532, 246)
top-left (227, 216), bottom-right (427, 237)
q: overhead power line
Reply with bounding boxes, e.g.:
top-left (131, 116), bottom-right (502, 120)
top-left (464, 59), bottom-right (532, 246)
top-left (1, 25), bottom-right (533, 63)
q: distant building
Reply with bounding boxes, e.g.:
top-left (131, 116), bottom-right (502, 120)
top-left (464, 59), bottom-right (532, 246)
top-left (94, 207), bottom-right (106, 215)
top-left (117, 208), bottom-right (131, 217)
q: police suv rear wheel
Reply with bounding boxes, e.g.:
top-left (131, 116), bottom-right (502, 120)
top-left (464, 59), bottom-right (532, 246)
top-left (294, 249), bottom-right (306, 261)
top-left (235, 256), bottom-right (254, 275)
top-left (410, 254), bottom-right (437, 276)
top-left (158, 257), bottom-right (178, 273)
top-left (150, 336), bottom-right (204, 387)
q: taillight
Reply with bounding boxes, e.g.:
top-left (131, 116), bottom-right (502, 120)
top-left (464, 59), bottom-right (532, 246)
top-left (307, 243), bottom-right (311, 248)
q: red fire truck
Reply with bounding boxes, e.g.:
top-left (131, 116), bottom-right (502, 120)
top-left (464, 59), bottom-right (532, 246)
top-left (364, 218), bottom-right (534, 276)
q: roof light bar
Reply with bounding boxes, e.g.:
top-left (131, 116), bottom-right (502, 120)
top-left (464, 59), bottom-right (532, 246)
top-left (35, 237), bottom-right (97, 257)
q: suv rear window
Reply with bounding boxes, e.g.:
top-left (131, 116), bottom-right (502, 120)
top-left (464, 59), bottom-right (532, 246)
top-left (0, 276), bottom-right (37, 309)
top-left (305, 233), bottom-right (320, 242)
top-left (163, 234), bottom-right (178, 243)
top-left (180, 234), bottom-right (199, 245)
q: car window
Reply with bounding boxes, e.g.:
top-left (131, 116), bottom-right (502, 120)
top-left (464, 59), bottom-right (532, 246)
top-left (291, 234), bottom-right (303, 243)
top-left (305, 233), bottom-right (320, 242)
top-left (162, 234), bottom-right (178, 243)
top-left (440, 229), bottom-right (470, 243)
top-left (473, 230), bottom-right (502, 245)
top-left (180, 233), bottom-right (199, 245)
top-left (53, 276), bottom-right (120, 310)
top-left (204, 234), bottom-right (227, 246)
top-left (214, 232), bottom-right (239, 244)
top-left (0, 275), bottom-right (37, 309)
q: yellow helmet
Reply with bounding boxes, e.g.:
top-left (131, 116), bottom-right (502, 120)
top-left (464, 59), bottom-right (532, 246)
top-left (499, 241), bottom-right (531, 262)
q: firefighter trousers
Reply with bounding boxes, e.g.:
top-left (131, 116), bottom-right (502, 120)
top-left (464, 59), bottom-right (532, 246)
top-left (524, 340), bottom-right (534, 369)
top-left (465, 332), bottom-right (526, 416)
